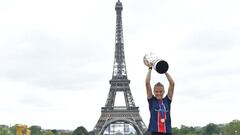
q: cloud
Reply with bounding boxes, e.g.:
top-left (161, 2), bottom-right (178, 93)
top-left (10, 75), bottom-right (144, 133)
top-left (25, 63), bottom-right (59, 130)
top-left (0, 32), bottom-right (112, 90)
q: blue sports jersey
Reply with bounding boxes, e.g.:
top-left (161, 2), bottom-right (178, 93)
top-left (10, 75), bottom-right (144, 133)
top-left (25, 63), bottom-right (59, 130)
top-left (148, 95), bottom-right (172, 133)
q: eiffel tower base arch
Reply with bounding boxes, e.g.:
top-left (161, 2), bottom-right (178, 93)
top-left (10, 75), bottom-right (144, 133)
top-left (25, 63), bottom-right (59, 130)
top-left (93, 109), bottom-right (147, 135)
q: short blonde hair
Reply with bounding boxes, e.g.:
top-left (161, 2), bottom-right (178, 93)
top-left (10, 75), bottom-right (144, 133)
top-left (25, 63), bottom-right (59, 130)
top-left (154, 82), bottom-right (164, 88)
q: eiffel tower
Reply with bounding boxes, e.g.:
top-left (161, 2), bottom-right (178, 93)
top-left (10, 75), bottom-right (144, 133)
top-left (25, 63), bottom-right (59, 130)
top-left (93, 0), bottom-right (147, 135)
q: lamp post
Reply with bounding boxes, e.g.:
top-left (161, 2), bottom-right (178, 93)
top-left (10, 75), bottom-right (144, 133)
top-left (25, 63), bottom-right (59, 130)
top-left (235, 130), bottom-right (238, 135)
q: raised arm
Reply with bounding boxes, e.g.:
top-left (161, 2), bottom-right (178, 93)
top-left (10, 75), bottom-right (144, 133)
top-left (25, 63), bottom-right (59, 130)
top-left (165, 72), bottom-right (175, 100)
top-left (146, 68), bottom-right (153, 99)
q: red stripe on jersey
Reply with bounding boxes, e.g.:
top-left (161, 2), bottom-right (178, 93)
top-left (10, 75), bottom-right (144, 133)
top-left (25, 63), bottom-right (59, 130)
top-left (158, 112), bottom-right (166, 133)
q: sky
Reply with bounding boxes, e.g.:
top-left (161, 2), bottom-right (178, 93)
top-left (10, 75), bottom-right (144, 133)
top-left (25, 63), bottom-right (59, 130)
top-left (0, 0), bottom-right (240, 131)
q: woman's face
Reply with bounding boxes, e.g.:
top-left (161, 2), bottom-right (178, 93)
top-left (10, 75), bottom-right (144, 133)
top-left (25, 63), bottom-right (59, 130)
top-left (154, 86), bottom-right (165, 100)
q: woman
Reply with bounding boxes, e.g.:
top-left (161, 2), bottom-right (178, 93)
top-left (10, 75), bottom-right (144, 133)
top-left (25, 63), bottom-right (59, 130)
top-left (145, 65), bottom-right (175, 135)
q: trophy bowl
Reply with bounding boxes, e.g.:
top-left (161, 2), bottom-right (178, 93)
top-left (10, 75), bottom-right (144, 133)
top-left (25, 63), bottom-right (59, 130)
top-left (143, 52), bottom-right (169, 74)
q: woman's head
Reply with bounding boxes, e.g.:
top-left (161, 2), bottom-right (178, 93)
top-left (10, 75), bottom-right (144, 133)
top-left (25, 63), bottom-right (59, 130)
top-left (154, 82), bottom-right (165, 100)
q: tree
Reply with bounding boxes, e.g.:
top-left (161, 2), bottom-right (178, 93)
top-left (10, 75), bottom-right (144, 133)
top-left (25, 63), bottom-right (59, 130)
top-left (179, 125), bottom-right (196, 135)
top-left (9, 125), bottom-right (16, 135)
top-left (0, 127), bottom-right (8, 135)
top-left (42, 130), bottom-right (55, 135)
top-left (88, 131), bottom-right (94, 135)
top-left (172, 125), bottom-right (201, 135)
top-left (172, 127), bottom-right (181, 135)
top-left (73, 126), bottom-right (88, 135)
top-left (29, 125), bottom-right (41, 135)
top-left (223, 119), bottom-right (240, 135)
top-left (51, 129), bottom-right (57, 134)
top-left (203, 123), bottom-right (220, 135)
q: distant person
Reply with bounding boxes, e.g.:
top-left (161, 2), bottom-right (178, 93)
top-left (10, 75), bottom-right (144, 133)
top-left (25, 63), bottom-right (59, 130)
top-left (145, 65), bottom-right (175, 135)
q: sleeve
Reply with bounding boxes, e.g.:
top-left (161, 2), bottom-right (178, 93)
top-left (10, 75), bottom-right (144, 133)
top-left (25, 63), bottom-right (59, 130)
top-left (165, 95), bottom-right (172, 104)
top-left (148, 96), bottom-right (154, 111)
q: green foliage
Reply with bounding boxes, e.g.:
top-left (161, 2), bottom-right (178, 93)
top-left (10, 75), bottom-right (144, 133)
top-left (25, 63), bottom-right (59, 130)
top-left (42, 130), bottom-right (55, 135)
top-left (9, 125), bottom-right (16, 135)
top-left (0, 127), bottom-right (9, 135)
top-left (50, 129), bottom-right (57, 134)
top-left (73, 126), bottom-right (88, 135)
top-left (88, 131), bottom-right (94, 135)
top-left (203, 123), bottom-right (220, 135)
top-left (1, 120), bottom-right (240, 135)
top-left (30, 125), bottom-right (42, 135)
top-left (223, 119), bottom-right (240, 135)
top-left (180, 125), bottom-right (196, 134)
top-left (172, 125), bottom-right (200, 135)
top-left (58, 132), bottom-right (73, 135)
top-left (172, 127), bottom-right (181, 135)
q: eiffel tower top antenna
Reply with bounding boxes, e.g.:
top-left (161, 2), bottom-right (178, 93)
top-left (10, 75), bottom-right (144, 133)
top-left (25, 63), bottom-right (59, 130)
top-left (112, 0), bottom-right (127, 80)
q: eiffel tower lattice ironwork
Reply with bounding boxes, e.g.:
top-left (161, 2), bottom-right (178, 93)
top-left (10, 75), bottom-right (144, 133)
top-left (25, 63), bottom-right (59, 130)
top-left (93, 0), bottom-right (147, 135)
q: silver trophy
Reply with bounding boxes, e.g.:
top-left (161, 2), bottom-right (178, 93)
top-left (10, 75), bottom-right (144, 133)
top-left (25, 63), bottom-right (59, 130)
top-left (143, 52), bottom-right (169, 74)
